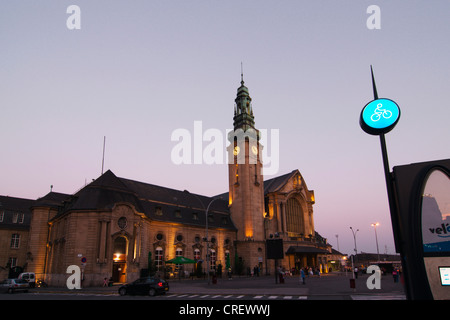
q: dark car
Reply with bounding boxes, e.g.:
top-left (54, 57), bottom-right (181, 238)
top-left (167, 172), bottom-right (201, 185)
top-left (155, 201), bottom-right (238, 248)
top-left (118, 277), bottom-right (169, 296)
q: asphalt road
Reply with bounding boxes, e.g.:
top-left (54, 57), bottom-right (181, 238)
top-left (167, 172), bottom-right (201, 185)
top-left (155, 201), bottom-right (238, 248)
top-left (0, 272), bottom-right (406, 301)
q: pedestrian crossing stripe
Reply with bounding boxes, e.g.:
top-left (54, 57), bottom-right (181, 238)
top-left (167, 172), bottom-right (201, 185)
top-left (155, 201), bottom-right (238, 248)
top-left (351, 294), bottom-right (406, 300)
top-left (32, 292), bottom-right (308, 300)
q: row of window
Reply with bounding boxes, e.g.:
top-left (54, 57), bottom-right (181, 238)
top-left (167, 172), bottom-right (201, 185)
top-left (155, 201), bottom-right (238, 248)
top-left (154, 246), bottom-right (230, 271)
top-left (0, 211), bottom-right (25, 224)
top-left (154, 207), bottom-right (229, 225)
top-left (155, 232), bottom-right (232, 246)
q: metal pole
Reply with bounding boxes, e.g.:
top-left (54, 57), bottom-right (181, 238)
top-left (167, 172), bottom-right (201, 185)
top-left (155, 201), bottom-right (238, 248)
top-left (184, 189), bottom-right (221, 286)
top-left (379, 134), bottom-right (402, 253)
top-left (205, 197), bottom-right (220, 285)
top-left (350, 227), bottom-right (359, 265)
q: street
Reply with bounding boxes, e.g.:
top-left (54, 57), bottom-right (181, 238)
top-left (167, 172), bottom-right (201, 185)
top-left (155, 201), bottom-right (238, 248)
top-left (0, 272), bottom-right (406, 301)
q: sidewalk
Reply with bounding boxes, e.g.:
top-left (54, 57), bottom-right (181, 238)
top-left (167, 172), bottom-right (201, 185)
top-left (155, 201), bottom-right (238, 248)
top-left (31, 272), bottom-right (406, 299)
top-left (168, 272), bottom-right (406, 297)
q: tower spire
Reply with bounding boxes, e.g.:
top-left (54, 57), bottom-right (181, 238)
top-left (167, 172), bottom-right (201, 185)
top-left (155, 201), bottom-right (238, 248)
top-left (233, 67), bottom-right (255, 131)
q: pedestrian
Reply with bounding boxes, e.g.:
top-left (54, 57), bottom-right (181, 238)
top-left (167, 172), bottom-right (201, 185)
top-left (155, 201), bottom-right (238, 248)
top-left (393, 268), bottom-right (399, 283)
top-left (227, 267), bottom-right (232, 280)
top-left (300, 268), bottom-right (306, 285)
top-left (103, 277), bottom-right (108, 287)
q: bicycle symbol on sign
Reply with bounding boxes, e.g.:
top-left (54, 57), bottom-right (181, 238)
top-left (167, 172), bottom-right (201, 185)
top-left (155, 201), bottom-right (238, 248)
top-left (370, 103), bottom-right (392, 122)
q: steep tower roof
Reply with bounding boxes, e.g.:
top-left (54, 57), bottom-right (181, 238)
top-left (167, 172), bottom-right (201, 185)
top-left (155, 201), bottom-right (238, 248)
top-left (233, 73), bottom-right (256, 132)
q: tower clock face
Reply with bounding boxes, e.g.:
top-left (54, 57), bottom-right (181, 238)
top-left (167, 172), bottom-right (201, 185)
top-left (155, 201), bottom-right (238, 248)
top-left (233, 146), bottom-right (240, 156)
top-left (251, 145), bottom-right (258, 155)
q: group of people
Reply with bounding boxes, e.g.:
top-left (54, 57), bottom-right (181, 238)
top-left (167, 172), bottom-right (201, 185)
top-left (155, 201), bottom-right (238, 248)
top-left (247, 266), bottom-right (261, 277)
top-left (299, 267), bottom-right (321, 284)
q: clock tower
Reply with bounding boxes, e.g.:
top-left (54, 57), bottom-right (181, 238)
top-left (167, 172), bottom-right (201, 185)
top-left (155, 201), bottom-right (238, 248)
top-left (227, 75), bottom-right (265, 269)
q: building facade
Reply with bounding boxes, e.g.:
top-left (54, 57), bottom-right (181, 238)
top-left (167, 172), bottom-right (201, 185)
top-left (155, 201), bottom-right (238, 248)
top-left (0, 78), bottom-right (334, 286)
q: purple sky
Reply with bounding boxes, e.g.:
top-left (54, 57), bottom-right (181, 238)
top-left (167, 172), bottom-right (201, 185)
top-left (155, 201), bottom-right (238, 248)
top-left (1, 1), bottom-right (449, 256)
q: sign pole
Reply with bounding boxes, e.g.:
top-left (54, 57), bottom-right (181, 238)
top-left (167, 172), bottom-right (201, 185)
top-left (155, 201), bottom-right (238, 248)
top-left (371, 68), bottom-right (402, 254)
top-left (360, 66), bottom-right (411, 299)
top-left (379, 133), bottom-right (401, 252)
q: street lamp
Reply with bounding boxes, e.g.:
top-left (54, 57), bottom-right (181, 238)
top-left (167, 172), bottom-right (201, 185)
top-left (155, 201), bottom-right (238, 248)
top-left (184, 190), bottom-right (222, 285)
top-left (371, 222), bottom-right (380, 262)
top-left (349, 227), bottom-right (359, 265)
top-left (335, 234), bottom-right (340, 252)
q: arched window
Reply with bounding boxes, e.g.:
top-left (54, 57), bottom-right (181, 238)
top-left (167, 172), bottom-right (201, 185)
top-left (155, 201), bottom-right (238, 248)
top-left (210, 249), bottom-right (216, 270)
top-left (155, 247), bottom-right (164, 270)
top-left (194, 248), bottom-right (201, 261)
top-left (175, 247), bottom-right (183, 269)
top-left (113, 236), bottom-right (127, 261)
top-left (286, 198), bottom-right (303, 235)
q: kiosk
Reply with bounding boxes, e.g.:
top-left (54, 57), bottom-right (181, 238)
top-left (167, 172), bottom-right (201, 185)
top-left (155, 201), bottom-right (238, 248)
top-left (393, 160), bottom-right (450, 300)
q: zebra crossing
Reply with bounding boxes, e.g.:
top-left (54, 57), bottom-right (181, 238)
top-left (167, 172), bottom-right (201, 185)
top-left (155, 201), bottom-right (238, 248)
top-left (27, 291), bottom-right (406, 300)
top-left (350, 294), bottom-right (406, 300)
top-left (166, 293), bottom-right (308, 300)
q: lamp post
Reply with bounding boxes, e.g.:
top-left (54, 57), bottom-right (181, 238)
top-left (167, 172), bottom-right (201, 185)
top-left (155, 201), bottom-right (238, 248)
top-left (371, 223), bottom-right (380, 262)
top-left (350, 227), bottom-right (359, 265)
top-left (184, 190), bottom-right (221, 285)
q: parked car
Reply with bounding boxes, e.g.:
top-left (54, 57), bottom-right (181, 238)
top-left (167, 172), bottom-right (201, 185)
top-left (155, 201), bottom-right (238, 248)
top-left (118, 277), bottom-right (169, 296)
top-left (18, 272), bottom-right (36, 288)
top-left (0, 279), bottom-right (30, 294)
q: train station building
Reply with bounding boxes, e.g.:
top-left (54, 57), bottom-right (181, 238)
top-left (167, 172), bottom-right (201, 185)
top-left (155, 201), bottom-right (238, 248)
top-left (0, 78), bottom-right (336, 286)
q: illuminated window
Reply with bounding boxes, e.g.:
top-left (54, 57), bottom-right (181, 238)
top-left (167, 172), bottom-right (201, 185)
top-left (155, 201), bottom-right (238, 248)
top-left (155, 247), bottom-right (164, 270)
top-left (210, 249), bottom-right (216, 270)
top-left (286, 198), bottom-right (304, 235)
